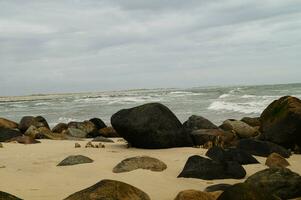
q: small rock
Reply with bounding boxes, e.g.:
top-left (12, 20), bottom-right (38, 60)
top-left (57, 155), bottom-right (93, 166)
top-left (265, 152), bottom-right (290, 168)
top-left (113, 156), bottom-right (167, 173)
top-left (64, 179), bottom-right (150, 200)
top-left (174, 189), bottom-right (216, 200)
top-left (7, 135), bottom-right (40, 144)
top-left (0, 143), bottom-right (3, 148)
top-left (74, 143), bottom-right (81, 148)
top-left (100, 143), bottom-right (105, 148)
top-left (85, 141), bottom-right (94, 148)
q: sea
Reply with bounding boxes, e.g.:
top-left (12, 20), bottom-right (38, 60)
top-left (1, 83), bottom-right (301, 128)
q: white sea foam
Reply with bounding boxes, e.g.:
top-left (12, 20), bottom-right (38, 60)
top-left (58, 117), bottom-right (80, 123)
top-left (169, 91), bottom-right (202, 97)
top-left (35, 102), bottom-right (51, 106)
top-left (218, 94), bottom-right (231, 99)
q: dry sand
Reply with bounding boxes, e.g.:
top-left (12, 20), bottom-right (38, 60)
top-left (1, 139), bottom-right (301, 200)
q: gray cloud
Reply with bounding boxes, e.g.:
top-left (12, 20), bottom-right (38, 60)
top-left (1, 0), bottom-right (301, 96)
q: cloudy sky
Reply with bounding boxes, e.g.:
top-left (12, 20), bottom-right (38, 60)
top-left (1, 0), bottom-right (301, 96)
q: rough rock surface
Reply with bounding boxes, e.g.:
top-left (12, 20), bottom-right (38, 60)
top-left (64, 179), bottom-right (150, 200)
top-left (237, 139), bottom-right (291, 158)
top-left (265, 153), bottom-right (290, 168)
top-left (7, 135), bottom-right (40, 144)
top-left (206, 146), bottom-right (259, 165)
top-left (113, 156), bottom-right (167, 173)
top-left (0, 127), bottom-right (22, 142)
top-left (66, 128), bottom-right (88, 138)
top-left (178, 155), bottom-right (246, 180)
top-left (220, 119), bottom-right (259, 138)
top-left (98, 127), bottom-right (119, 138)
top-left (216, 183), bottom-right (280, 200)
top-left (174, 189), bottom-right (217, 200)
top-left (245, 167), bottom-right (301, 199)
top-left (0, 118), bottom-right (18, 129)
top-left (111, 103), bottom-right (193, 148)
top-left (18, 116), bottom-right (49, 133)
top-left (68, 121), bottom-right (98, 137)
top-left (52, 123), bottom-right (68, 133)
top-left (0, 191), bottom-right (23, 200)
top-left (89, 118), bottom-right (107, 130)
top-left (183, 115), bottom-right (218, 130)
top-left (57, 155), bottom-right (93, 166)
top-left (204, 184), bottom-right (232, 192)
top-left (92, 136), bottom-right (114, 143)
top-left (260, 96), bottom-right (301, 149)
top-left (241, 117), bottom-right (261, 127)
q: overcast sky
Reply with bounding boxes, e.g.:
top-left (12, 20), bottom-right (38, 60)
top-left (1, 0), bottom-right (301, 96)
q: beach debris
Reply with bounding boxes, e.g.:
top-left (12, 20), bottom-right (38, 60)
top-left (64, 179), bottom-right (150, 200)
top-left (57, 155), bottom-right (93, 166)
top-left (113, 156), bottom-right (167, 173)
top-left (74, 143), bottom-right (81, 148)
top-left (178, 155), bottom-right (246, 180)
top-left (85, 141), bottom-right (94, 148)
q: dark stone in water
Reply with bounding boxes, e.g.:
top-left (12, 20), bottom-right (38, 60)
top-left (178, 155), bottom-right (246, 180)
top-left (206, 146), bottom-right (259, 165)
top-left (57, 155), bottom-right (93, 166)
top-left (237, 139), bottom-right (291, 158)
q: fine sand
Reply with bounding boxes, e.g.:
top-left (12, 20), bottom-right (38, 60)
top-left (1, 139), bottom-right (301, 200)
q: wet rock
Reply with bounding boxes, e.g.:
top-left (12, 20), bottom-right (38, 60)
top-left (216, 183), bottom-right (279, 200)
top-left (18, 116), bottom-right (49, 133)
top-left (113, 156), bottom-right (167, 173)
top-left (0, 118), bottom-right (18, 129)
top-left (111, 103), bottom-right (193, 148)
top-left (204, 184), bottom-right (232, 192)
top-left (57, 155), bottom-right (93, 166)
top-left (241, 117), bottom-right (261, 127)
top-left (260, 96), bottom-right (301, 149)
top-left (0, 191), bottom-right (23, 200)
top-left (265, 153), bottom-right (290, 168)
top-left (7, 135), bottom-right (40, 144)
top-left (220, 119), bottom-right (259, 138)
top-left (89, 118), bottom-right (107, 130)
top-left (52, 123), bottom-right (68, 133)
top-left (92, 136), bottom-right (114, 143)
top-left (178, 155), bottom-right (246, 180)
top-left (99, 127), bottom-right (119, 137)
top-left (237, 139), bottom-right (291, 158)
top-left (245, 167), bottom-right (301, 199)
top-left (183, 115), bottom-right (218, 131)
top-left (68, 121), bottom-right (98, 137)
top-left (174, 189), bottom-right (216, 200)
top-left (0, 127), bottom-right (22, 142)
top-left (64, 179), bottom-right (150, 200)
top-left (206, 146), bottom-right (259, 165)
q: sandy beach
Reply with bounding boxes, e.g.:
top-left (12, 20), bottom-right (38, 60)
top-left (0, 139), bottom-right (300, 200)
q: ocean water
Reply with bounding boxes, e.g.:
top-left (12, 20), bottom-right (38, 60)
top-left (1, 83), bottom-right (301, 128)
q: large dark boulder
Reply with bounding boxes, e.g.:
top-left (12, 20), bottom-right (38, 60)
top-left (260, 96), bottom-right (301, 149)
top-left (64, 179), bottom-right (150, 200)
top-left (237, 139), bottom-right (291, 158)
top-left (178, 155), bottom-right (246, 180)
top-left (111, 103), bottom-right (193, 148)
top-left (216, 183), bottom-right (280, 200)
top-left (183, 115), bottom-right (218, 130)
top-left (89, 118), bottom-right (107, 130)
top-left (245, 167), bottom-right (301, 199)
top-left (0, 127), bottom-right (22, 142)
top-left (206, 146), bottom-right (259, 165)
top-left (241, 117), bottom-right (261, 127)
top-left (18, 116), bottom-right (50, 133)
top-left (0, 191), bottom-right (23, 200)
